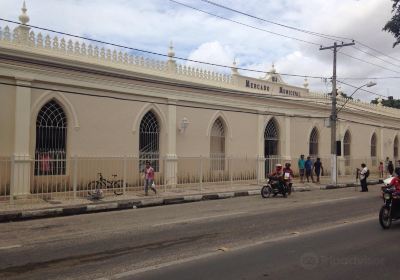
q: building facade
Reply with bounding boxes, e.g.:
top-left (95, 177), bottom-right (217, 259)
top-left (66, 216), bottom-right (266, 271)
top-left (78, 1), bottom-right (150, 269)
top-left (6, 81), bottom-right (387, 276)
top-left (0, 4), bottom-right (399, 198)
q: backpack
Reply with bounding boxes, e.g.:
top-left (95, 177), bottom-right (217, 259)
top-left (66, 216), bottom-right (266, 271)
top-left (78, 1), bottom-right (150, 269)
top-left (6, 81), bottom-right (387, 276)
top-left (365, 169), bottom-right (370, 178)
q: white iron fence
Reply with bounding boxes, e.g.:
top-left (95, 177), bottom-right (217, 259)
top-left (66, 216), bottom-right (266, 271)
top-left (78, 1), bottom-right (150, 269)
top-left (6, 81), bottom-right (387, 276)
top-left (0, 155), bottom-right (385, 205)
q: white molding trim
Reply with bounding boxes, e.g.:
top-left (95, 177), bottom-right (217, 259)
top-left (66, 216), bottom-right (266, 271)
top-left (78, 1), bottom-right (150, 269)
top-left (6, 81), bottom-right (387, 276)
top-left (132, 103), bottom-right (167, 134)
top-left (31, 90), bottom-right (80, 130)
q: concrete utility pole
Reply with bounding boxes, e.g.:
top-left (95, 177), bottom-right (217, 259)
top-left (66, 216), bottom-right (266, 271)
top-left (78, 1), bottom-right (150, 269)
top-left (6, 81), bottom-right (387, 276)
top-left (320, 41), bottom-right (355, 185)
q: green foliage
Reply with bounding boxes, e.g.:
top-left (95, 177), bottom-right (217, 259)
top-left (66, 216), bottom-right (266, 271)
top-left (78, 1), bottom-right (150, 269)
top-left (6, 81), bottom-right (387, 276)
top-left (371, 97), bottom-right (400, 108)
top-left (383, 0), bottom-right (400, 47)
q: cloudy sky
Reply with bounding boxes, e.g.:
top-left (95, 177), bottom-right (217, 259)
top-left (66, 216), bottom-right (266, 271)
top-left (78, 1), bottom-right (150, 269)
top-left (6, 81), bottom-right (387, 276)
top-left (0, 0), bottom-right (399, 100)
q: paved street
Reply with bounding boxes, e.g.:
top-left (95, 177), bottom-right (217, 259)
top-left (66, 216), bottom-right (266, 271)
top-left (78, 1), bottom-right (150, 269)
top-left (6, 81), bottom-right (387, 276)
top-left (0, 186), bottom-right (394, 280)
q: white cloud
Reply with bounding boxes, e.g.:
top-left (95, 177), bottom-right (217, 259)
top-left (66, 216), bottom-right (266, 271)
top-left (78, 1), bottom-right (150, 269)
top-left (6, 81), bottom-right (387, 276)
top-left (0, 0), bottom-right (399, 99)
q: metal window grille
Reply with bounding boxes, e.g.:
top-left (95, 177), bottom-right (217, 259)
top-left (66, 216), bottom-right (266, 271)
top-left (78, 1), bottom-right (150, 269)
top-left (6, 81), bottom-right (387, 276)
top-left (371, 133), bottom-right (377, 166)
top-left (371, 133), bottom-right (377, 157)
top-left (210, 118), bottom-right (225, 171)
top-left (264, 118), bottom-right (279, 176)
top-left (394, 136), bottom-right (398, 159)
top-left (139, 111), bottom-right (160, 172)
top-left (309, 127), bottom-right (319, 157)
top-left (344, 130), bottom-right (351, 166)
top-left (35, 100), bottom-right (67, 176)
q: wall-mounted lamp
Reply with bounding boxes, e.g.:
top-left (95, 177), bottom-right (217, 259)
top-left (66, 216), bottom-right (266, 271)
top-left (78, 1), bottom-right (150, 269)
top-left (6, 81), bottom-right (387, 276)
top-left (179, 117), bottom-right (190, 133)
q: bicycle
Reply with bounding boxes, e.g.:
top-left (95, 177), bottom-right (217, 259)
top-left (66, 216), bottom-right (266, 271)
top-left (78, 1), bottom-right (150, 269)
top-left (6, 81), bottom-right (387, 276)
top-left (87, 173), bottom-right (123, 199)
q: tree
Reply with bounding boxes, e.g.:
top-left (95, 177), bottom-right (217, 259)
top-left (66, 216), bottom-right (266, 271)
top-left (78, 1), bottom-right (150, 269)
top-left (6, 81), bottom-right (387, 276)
top-left (371, 96), bottom-right (400, 108)
top-left (383, 0), bottom-right (400, 47)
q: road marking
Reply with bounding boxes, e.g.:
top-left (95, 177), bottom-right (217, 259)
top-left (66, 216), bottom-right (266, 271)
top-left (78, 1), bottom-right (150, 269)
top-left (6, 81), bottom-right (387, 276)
top-left (152, 211), bottom-right (248, 227)
top-left (99, 215), bottom-right (376, 280)
top-left (0, 244), bottom-right (22, 250)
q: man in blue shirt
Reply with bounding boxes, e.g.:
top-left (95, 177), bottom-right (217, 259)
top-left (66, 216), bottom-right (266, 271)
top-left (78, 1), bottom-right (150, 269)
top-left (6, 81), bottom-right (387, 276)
top-left (298, 154), bottom-right (305, 183)
top-left (305, 156), bottom-right (315, 183)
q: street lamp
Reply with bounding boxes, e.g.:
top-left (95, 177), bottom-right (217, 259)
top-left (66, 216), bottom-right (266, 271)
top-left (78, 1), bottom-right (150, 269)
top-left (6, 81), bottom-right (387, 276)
top-left (331, 81), bottom-right (377, 185)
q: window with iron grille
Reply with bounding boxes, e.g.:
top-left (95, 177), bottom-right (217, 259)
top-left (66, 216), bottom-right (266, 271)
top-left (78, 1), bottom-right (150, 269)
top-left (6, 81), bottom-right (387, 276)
top-left (35, 100), bottom-right (67, 176)
top-left (139, 111), bottom-right (160, 172)
top-left (264, 118), bottom-right (279, 157)
top-left (344, 130), bottom-right (351, 167)
top-left (210, 118), bottom-right (225, 171)
top-left (309, 127), bottom-right (319, 157)
top-left (394, 136), bottom-right (398, 159)
top-left (371, 133), bottom-right (377, 157)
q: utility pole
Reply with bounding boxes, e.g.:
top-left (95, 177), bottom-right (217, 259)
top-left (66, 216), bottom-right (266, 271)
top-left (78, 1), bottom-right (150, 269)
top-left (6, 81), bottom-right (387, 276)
top-left (320, 41), bottom-right (355, 185)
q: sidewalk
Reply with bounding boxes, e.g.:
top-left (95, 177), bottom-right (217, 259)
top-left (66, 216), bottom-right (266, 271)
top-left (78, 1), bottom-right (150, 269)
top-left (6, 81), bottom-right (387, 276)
top-left (0, 176), bottom-right (382, 223)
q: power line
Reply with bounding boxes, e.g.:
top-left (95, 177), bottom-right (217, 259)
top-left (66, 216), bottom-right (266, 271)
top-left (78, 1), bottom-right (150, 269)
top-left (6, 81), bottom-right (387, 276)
top-left (0, 18), bottom-right (326, 79)
top-left (351, 45), bottom-right (400, 70)
top-left (190, 0), bottom-right (400, 76)
top-left (168, 0), bottom-right (320, 46)
top-left (197, 0), bottom-right (352, 42)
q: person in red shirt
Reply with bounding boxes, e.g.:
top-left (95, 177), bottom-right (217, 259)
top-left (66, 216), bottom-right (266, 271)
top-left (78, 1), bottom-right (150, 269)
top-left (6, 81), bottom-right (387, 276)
top-left (144, 161), bottom-right (157, 196)
top-left (389, 167), bottom-right (400, 192)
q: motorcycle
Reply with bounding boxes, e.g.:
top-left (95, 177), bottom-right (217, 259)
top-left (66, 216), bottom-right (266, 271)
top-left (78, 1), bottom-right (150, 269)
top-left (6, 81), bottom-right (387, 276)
top-left (381, 176), bottom-right (394, 201)
top-left (379, 186), bottom-right (400, 229)
top-left (261, 176), bottom-right (292, 198)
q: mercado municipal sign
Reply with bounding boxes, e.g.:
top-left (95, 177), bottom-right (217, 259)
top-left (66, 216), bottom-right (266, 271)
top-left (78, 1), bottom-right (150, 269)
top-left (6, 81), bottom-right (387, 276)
top-left (245, 79), bottom-right (301, 97)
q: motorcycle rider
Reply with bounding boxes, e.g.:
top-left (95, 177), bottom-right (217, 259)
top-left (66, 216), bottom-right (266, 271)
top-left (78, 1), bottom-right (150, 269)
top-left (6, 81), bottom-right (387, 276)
top-left (389, 167), bottom-right (400, 192)
top-left (269, 163), bottom-right (285, 195)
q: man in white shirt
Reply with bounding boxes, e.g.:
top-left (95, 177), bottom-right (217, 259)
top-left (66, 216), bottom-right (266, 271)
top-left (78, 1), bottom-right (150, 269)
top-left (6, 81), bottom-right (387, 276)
top-left (359, 163), bottom-right (369, 192)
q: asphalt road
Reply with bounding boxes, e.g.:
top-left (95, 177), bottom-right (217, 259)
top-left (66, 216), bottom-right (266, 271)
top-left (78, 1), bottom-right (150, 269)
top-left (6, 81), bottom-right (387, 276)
top-left (0, 187), bottom-right (393, 280)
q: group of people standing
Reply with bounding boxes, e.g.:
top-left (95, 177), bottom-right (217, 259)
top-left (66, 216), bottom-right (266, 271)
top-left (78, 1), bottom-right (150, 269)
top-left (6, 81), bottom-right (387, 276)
top-left (379, 157), bottom-right (400, 178)
top-left (297, 155), bottom-right (324, 183)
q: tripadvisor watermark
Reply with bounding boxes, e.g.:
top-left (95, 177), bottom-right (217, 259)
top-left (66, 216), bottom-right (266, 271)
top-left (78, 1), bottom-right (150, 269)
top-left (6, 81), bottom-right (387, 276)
top-left (300, 252), bottom-right (384, 270)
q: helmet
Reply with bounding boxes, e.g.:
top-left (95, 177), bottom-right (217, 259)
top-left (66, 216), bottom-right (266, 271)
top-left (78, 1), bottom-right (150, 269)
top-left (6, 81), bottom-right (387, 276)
top-left (275, 163), bottom-right (282, 170)
top-left (395, 167), bottom-right (400, 176)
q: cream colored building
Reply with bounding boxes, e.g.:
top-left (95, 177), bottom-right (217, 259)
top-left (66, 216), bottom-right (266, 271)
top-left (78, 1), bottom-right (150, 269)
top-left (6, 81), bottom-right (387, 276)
top-left (0, 3), bottom-right (399, 198)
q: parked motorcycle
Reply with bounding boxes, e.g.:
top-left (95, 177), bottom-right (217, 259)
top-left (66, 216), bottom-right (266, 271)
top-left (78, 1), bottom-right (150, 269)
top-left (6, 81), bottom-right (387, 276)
top-left (379, 186), bottom-right (400, 229)
top-left (261, 176), bottom-right (291, 198)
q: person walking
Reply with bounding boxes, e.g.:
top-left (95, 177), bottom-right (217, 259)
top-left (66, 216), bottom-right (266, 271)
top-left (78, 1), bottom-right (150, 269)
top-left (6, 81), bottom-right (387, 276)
top-left (359, 163), bottom-right (369, 192)
top-left (385, 157), bottom-right (390, 176)
top-left (144, 161), bottom-right (157, 196)
top-left (378, 162), bottom-right (384, 178)
top-left (298, 155), bottom-right (305, 183)
top-left (388, 160), bottom-right (394, 176)
top-left (313, 158), bottom-right (324, 183)
top-left (305, 156), bottom-right (315, 183)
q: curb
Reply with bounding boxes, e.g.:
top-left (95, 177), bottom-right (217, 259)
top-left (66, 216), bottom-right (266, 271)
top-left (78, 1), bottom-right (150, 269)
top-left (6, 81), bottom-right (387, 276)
top-left (0, 184), bottom-right (339, 223)
top-left (322, 180), bottom-right (381, 190)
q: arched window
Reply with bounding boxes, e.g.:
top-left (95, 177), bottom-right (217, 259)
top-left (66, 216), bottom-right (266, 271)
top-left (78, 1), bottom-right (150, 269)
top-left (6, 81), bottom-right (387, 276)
top-left (210, 118), bottom-right (225, 170)
top-left (139, 111), bottom-right (160, 171)
top-left (264, 118), bottom-right (279, 157)
top-left (35, 100), bottom-right (67, 175)
top-left (309, 127), bottom-right (319, 157)
top-left (371, 133), bottom-right (377, 166)
top-left (394, 136), bottom-right (398, 159)
top-left (344, 130), bottom-right (351, 166)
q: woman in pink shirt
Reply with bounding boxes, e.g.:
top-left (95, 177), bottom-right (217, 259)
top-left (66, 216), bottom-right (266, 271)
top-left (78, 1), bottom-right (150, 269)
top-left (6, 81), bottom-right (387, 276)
top-left (144, 161), bottom-right (156, 195)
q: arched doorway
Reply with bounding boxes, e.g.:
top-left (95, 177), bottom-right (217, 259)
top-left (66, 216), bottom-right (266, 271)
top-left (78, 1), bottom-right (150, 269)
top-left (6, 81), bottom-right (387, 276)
top-left (139, 111), bottom-right (160, 171)
top-left (35, 100), bottom-right (67, 175)
top-left (309, 127), bottom-right (319, 158)
top-left (210, 117), bottom-right (225, 170)
top-left (371, 133), bottom-right (377, 166)
top-left (344, 130), bottom-right (351, 167)
top-left (264, 118), bottom-right (279, 175)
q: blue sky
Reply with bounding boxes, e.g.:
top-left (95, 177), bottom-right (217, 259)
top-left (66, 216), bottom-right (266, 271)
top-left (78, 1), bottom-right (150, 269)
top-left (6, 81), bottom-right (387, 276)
top-left (0, 0), bottom-right (399, 99)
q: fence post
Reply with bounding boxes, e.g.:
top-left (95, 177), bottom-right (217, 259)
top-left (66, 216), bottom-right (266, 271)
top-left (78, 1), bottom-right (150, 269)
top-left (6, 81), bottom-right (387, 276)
top-left (10, 155), bottom-right (15, 203)
top-left (200, 156), bottom-right (203, 192)
top-left (73, 155), bottom-right (78, 199)
top-left (229, 157), bottom-right (233, 187)
top-left (123, 156), bottom-right (127, 195)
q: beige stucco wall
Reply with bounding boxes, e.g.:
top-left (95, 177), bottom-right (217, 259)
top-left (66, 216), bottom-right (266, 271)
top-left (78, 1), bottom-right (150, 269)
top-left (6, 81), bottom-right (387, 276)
top-left (0, 80), bottom-right (15, 157)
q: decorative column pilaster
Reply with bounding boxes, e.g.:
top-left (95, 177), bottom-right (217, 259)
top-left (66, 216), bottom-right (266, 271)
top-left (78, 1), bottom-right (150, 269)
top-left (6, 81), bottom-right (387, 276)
top-left (165, 99), bottom-right (178, 187)
top-left (256, 112), bottom-right (265, 182)
top-left (11, 78), bottom-right (33, 198)
top-left (284, 116), bottom-right (292, 161)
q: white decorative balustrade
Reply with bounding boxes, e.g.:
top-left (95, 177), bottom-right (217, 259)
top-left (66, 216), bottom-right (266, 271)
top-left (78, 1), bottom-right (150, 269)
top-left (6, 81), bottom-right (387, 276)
top-left (0, 25), bottom-right (234, 85)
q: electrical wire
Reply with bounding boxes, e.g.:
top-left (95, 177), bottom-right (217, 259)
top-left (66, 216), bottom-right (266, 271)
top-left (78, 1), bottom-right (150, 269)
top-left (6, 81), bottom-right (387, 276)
top-left (197, 0), bottom-right (353, 42)
top-left (0, 18), bottom-right (326, 79)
